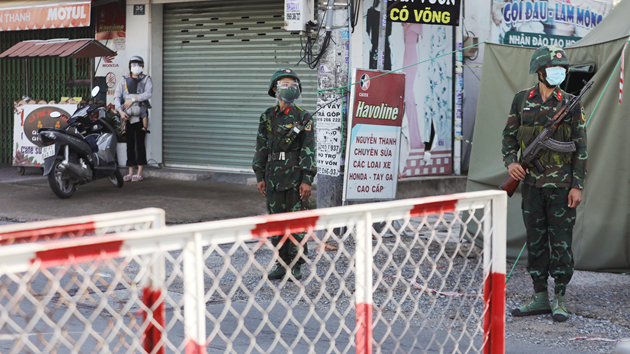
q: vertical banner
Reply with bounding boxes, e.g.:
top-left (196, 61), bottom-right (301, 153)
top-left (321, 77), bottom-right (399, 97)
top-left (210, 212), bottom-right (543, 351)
top-left (490, 0), bottom-right (613, 47)
top-left (364, 3), bottom-right (453, 177)
top-left (12, 104), bottom-right (77, 167)
top-left (344, 70), bottom-right (405, 201)
top-left (95, 1), bottom-right (126, 105)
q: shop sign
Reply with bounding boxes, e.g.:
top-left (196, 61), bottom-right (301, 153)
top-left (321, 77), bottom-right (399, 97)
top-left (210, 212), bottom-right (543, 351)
top-left (344, 70), bottom-right (405, 201)
top-left (13, 104), bottom-right (77, 167)
top-left (388, 0), bottom-right (461, 26)
top-left (0, 1), bottom-right (91, 32)
top-left (504, 31), bottom-right (580, 48)
top-left (491, 0), bottom-right (613, 48)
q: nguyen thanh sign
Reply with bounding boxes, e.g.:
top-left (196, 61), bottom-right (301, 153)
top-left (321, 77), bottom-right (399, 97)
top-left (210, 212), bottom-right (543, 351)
top-left (344, 70), bottom-right (405, 201)
top-left (0, 1), bottom-right (91, 32)
top-left (388, 0), bottom-right (461, 26)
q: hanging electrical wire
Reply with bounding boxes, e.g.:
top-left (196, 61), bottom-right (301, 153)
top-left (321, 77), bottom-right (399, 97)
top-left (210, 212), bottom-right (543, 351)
top-left (297, 0), bottom-right (333, 70)
top-left (349, 0), bottom-right (361, 33)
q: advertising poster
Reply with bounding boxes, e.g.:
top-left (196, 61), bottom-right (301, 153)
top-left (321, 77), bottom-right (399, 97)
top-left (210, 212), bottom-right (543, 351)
top-left (316, 100), bottom-right (343, 177)
top-left (12, 104), bottom-right (77, 167)
top-left (0, 1), bottom-right (91, 32)
top-left (490, 0), bottom-right (614, 47)
top-left (344, 69), bottom-right (405, 201)
top-left (95, 1), bottom-right (126, 105)
top-left (365, 1), bottom-right (453, 176)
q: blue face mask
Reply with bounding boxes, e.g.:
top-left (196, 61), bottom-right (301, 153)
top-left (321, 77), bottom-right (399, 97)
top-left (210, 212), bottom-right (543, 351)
top-left (545, 67), bottom-right (566, 86)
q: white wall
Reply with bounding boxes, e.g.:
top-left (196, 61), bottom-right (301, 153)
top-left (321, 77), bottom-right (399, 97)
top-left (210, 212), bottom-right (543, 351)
top-left (126, 0), bottom-right (163, 166)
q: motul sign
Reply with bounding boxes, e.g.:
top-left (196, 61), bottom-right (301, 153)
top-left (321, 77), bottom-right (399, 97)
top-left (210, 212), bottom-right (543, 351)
top-left (0, 1), bottom-right (91, 31)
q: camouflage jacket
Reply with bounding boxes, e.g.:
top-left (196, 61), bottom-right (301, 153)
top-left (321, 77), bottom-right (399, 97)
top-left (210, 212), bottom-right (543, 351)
top-left (501, 84), bottom-right (587, 189)
top-left (252, 104), bottom-right (316, 191)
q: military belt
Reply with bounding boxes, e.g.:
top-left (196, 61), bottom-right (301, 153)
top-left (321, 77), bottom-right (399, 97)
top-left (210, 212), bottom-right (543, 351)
top-left (268, 151), bottom-right (299, 162)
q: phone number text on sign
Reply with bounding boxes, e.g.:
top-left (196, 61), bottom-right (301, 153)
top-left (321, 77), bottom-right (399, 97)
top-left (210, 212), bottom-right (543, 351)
top-left (317, 128), bottom-right (342, 177)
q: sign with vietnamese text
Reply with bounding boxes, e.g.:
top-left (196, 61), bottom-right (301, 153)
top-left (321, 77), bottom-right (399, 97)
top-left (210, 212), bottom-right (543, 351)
top-left (95, 1), bottom-right (126, 105)
top-left (491, 0), bottom-right (613, 48)
top-left (388, 0), bottom-right (461, 26)
top-left (344, 70), bottom-right (405, 201)
top-left (0, 1), bottom-right (91, 32)
top-left (13, 104), bottom-right (77, 167)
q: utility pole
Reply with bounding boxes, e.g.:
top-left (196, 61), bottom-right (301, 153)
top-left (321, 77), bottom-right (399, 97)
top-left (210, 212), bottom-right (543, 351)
top-left (316, 0), bottom-right (349, 210)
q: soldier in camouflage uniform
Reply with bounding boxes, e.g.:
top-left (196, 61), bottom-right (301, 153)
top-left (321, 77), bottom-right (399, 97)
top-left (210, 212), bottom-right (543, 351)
top-left (502, 45), bottom-right (587, 322)
top-left (252, 68), bottom-right (316, 281)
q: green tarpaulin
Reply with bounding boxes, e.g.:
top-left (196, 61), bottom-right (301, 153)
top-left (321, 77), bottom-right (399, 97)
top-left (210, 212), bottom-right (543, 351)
top-left (467, 0), bottom-right (630, 272)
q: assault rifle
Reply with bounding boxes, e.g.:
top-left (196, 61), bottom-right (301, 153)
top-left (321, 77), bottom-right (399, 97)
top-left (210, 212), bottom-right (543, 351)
top-left (499, 80), bottom-right (593, 197)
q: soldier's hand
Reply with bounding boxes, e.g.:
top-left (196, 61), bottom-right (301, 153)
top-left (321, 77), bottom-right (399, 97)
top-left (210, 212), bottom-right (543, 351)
top-left (257, 181), bottom-right (266, 197)
top-left (299, 183), bottom-right (311, 201)
top-left (568, 188), bottom-right (582, 208)
top-left (508, 162), bottom-right (528, 181)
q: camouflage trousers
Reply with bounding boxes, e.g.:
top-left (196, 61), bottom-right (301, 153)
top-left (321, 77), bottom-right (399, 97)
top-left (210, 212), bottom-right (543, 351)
top-left (266, 188), bottom-right (309, 266)
top-left (522, 184), bottom-right (576, 296)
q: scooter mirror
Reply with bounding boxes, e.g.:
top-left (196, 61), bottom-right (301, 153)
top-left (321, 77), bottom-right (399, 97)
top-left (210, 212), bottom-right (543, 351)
top-left (91, 86), bottom-right (100, 98)
top-left (50, 112), bottom-right (61, 118)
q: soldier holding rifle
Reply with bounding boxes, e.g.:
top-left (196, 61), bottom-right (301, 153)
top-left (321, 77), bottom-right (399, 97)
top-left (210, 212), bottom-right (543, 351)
top-left (501, 45), bottom-right (588, 322)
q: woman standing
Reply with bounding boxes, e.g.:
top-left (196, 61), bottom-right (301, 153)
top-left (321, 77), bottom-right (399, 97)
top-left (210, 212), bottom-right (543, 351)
top-left (114, 55), bottom-right (153, 182)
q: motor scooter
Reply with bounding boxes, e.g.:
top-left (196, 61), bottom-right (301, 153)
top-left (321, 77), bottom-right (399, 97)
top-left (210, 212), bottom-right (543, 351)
top-left (39, 87), bottom-right (124, 199)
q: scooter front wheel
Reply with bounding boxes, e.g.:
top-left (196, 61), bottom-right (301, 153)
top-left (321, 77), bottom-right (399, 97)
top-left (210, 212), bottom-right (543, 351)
top-left (48, 160), bottom-right (77, 199)
top-left (108, 168), bottom-right (124, 188)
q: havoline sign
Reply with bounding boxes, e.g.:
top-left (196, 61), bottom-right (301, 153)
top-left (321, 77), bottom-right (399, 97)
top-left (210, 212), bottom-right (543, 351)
top-left (343, 69), bottom-right (405, 202)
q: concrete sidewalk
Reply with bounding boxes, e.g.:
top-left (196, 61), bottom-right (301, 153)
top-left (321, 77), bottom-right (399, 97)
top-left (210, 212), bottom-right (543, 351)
top-left (0, 163), bottom-right (267, 224)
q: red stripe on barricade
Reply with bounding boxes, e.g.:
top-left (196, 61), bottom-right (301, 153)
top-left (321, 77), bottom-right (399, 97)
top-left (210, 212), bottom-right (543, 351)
top-left (483, 271), bottom-right (492, 354)
top-left (185, 340), bottom-right (206, 354)
top-left (143, 287), bottom-right (165, 354)
top-left (409, 200), bottom-right (457, 218)
top-left (0, 221), bottom-right (97, 245)
top-left (34, 241), bottom-right (123, 268)
top-left (251, 215), bottom-right (320, 238)
top-left (355, 302), bottom-right (373, 354)
top-left (490, 272), bottom-right (506, 354)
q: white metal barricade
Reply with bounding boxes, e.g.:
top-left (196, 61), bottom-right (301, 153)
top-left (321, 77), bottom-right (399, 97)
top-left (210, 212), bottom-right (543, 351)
top-left (0, 208), bottom-right (166, 245)
top-left (0, 191), bottom-right (506, 354)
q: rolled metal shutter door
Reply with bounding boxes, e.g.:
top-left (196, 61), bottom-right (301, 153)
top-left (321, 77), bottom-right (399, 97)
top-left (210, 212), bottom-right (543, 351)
top-left (163, 0), bottom-right (317, 170)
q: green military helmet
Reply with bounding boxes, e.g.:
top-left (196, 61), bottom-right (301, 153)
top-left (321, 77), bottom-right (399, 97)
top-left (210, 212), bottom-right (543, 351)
top-left (268, 68), bottom-right (302, 97)
top-left (529, 45), bottom-right (570, 74)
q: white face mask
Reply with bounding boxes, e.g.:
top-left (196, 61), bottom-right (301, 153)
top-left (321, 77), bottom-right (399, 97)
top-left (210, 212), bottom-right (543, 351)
top-left (131, 66), bottom-right (143, 75)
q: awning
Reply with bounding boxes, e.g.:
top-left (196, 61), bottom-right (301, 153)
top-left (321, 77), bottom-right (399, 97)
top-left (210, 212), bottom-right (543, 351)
top-left (0, 1), bottom-right (91, 32)
top-left (0, 39), bottom-right (117, 59)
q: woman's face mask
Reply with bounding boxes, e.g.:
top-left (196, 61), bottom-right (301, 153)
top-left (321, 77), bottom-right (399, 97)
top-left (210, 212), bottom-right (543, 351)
top-left (276, 81), bottom-right (300, 103)
top-left (130, 63), bottom-right (143, 75)
top-left (545, 66), bottom-right (566, 86)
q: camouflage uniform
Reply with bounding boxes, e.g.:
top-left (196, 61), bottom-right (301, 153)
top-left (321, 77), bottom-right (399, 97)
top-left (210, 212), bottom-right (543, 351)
top-left (252, 104), bottom-right (316, 266)
top-left (502, 82), bottom-right (587, 296)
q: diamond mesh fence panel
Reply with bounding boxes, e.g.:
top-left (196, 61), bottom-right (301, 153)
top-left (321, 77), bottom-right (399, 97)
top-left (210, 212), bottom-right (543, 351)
top-left (0, 193), bottom-right (505, 354)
